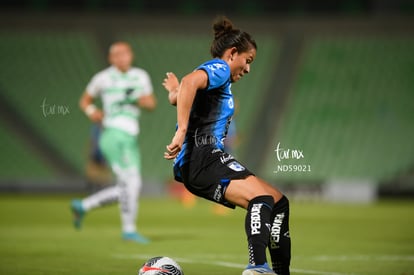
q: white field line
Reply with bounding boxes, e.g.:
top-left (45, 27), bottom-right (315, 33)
top-left (309, 255), bottom-right (414, 262)
top-left (113, 253), bottom-right (364, 275)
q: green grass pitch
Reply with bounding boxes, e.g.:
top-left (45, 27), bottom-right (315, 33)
top-left (0, 194), bottom-right (413, 275)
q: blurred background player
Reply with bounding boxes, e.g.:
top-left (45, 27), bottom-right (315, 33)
top-left (71, 41), bottom-right (156, 243)
top-left (163, 17), bottom-right (290, 275)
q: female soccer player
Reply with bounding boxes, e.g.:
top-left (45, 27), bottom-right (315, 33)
top-left (162, 17), bottom-right (291, 275)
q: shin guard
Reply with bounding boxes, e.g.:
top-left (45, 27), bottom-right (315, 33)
top-left (245, 195), bottom-right (274, 266)
top-left (268, 195), bottom-right (291, 275)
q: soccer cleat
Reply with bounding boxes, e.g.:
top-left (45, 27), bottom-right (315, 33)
top-left (70, 199), bottom-right (86, 230)
top-left (242, 263), bottom-right (277, 275)
top-left (122, 232), bottom-right (150, 244)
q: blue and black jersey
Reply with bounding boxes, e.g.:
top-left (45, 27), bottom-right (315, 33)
top-left (174, 58), bottom-right (235, 174)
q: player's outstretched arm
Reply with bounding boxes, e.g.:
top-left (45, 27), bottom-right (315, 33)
top-left (79, 91), bottom-right (104, 123)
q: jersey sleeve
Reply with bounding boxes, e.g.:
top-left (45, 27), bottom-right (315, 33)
top-left (85, 72), bottom-right (103, 97)
top-left (136, 69), bottom-right (153, 97)
top-left (197, 60), bottom-right (230, 90)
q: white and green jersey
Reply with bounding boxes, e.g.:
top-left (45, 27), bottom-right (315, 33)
top-left (86, 66), bottom-right (153, 136)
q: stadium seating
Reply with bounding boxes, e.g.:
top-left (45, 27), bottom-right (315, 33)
top-left (0, 118), bottom-right (56, 180)
top-left (1, 27), bottom-right (413, 187)
top-left (0, 31), bottom-right (103, 179)
top-left (262, 36), bottom-right (414, 182)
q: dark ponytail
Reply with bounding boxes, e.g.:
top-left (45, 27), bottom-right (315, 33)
top-left (210, 16), bottom-right (257, 58)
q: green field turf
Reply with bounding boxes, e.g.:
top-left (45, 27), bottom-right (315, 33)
top-left (0, 194), bottom-right (413, 275)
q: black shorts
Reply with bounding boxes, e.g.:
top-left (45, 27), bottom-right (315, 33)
top-left (175, 144), bottom-right (254, 209)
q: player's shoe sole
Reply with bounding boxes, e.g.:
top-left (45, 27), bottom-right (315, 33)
top-left (70, 199), bottom-right (85, 230)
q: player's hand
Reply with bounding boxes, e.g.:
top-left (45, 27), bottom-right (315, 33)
top-left (162, 72), bottom-right (179, 93)
top-left (163, 72), bottom-right (179, 106)
top-left (164, 130), bottom-right (186, 160)
top-left (88, 109), bottom-right (104, 123)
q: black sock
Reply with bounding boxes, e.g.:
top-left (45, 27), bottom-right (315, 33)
top-left (268, 195), bottom-right (291, 275)
top-left (245, 195), bottom-right (274, 266)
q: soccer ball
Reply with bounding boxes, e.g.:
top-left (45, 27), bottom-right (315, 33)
top-left (138, 256), bottom-right (184, 275)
